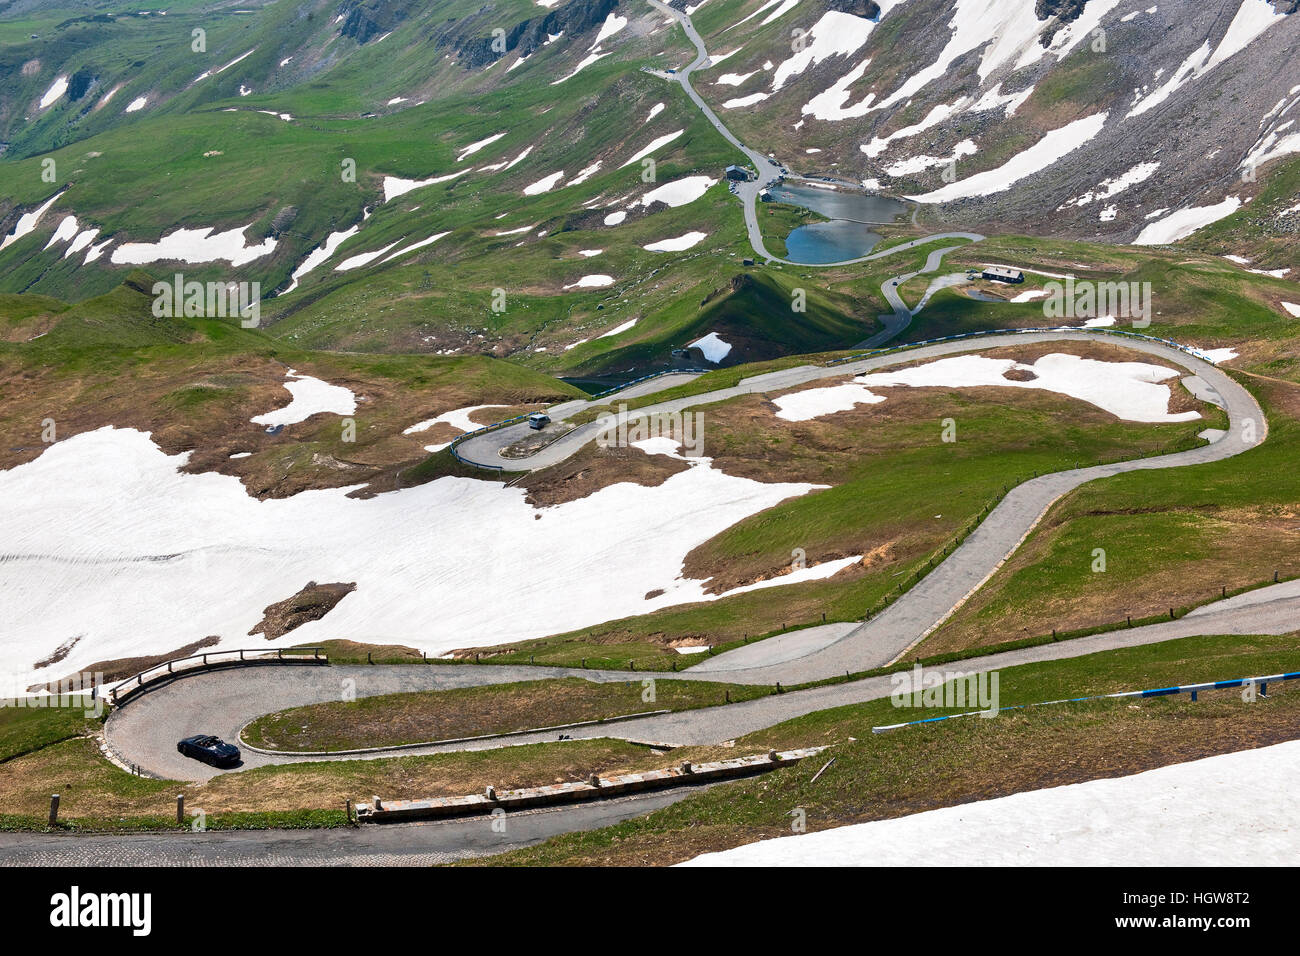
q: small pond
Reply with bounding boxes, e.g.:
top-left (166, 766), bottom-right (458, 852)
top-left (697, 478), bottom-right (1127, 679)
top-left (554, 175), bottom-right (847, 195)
top-left (768, 183), bottom-right (909, 264)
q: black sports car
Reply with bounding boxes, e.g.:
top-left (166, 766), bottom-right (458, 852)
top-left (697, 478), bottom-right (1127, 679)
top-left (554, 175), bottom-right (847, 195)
top-left (176, 735), bottom-right (241, 768)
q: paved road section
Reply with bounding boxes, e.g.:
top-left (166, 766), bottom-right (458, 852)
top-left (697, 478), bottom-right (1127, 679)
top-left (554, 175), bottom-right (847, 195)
top-left (106, 329), bottom-right (1272, 779)
top-left (463, 331), bottom-right (1266, 671)
top-left (689, 623), bottom-right (857, 673)
top-left (105, 576), bottom-right (1300, 785)
top-left (864, 243), bottom-right (981, 347)
top-left (692, 333), bottom-right (1267, 683)
top-left (107, 663), bottom-right (667, 781)
top-left (649, 0), bottom-right (786, 263)
top-left (0, 789), bottom-right (697, 866)
top-left (649, 0), bottom-right (983, 275)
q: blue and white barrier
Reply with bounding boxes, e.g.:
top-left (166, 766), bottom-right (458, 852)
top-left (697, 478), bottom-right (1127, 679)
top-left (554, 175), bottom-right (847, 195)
top-left (871, 670), bottom-right (1300, 733)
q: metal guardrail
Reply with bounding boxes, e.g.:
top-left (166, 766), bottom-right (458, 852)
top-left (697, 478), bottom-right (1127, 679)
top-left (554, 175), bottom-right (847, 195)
top-left (871, 670), bottom-right (1300, 733)
top-left (108, 647), bottom-right (328, 706)
top-left (357, 746), bottom-right (826, 822)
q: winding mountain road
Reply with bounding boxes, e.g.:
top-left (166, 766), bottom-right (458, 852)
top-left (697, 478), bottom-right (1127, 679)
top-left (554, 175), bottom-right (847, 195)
top-left (9, 7), bottom-right (1284, 866)
top-left (647, 0), bottom-right (984, 333)
top-left (104, 329), bottom-right (1273, 784)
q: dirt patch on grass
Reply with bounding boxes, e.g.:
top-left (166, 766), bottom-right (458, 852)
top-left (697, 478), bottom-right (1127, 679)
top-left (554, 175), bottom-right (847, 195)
top-left (0, 349), bottom-right (575, 501)
top-left (0, 313), bottom-right (60, 342)
top-left (32, 636), bottom-right (81, 670)
top-left (411, 421), bottom-right (461, 447)
top-left (29, 636), bottom-right (220, 692)
top-left (518, 443), bottom-right (690, 507)
top-left (288, 639), bottom-right (427, 663)
top-left (248, 582), bottom-right (357, 640)
top-left (468, 404), bottom-right (535, 426)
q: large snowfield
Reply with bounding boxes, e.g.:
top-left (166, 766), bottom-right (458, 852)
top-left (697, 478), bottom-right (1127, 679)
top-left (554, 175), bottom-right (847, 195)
top-left (681, 739), bottom-right (1300, 866)
top-left (0, 427), bottom-right (825, 685)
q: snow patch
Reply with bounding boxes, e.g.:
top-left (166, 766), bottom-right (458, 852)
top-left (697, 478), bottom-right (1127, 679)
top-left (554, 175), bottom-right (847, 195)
top-left (42, 215), bottom-right (79, 249)
top-left (0, 427), bottom-right (825, 678)
top-left (638, 175), bottom-right (716, 208)
top-left (773, 382), bottom-right (886, 421)
top-left (682, 740), bottom-right (1300, 866)
top-left (563, 274), bottom-right (615, 289)
top-left (383, 169), bottom-right (470, 201)
top-left (39, 75), bottom-right (68, 109)
top-left (1133, 197), bottom-right (1241, 245)
top-left (281, 225), bottom-right (361, 295)
top-left (598, 318), bottom-right (637, 338)
top-left (775, 353), bottom-right (1203, 424)
top-left (404, 404), bottom-right (506, 436)
top-left (110, 223), bottom-right (276, 266)
top-left (523, 171), bottom-right (565, 196)
top-left (644, 231), bottom-right (708, 252)
top-left (552, 51), bottom-right (611, 84)
top-left (1063, 161), bottom-right (1160, 207)
top-left (689, 332), bottom-right (732, 363)
top-left (381, 231), bottom-right (451, 262)
top-left (1128, 0), bottom-right (1286, 119)
top-left (910, 113), bottom-right (1108, 202)
top-left (619, 130), bottom-right (685, 167)
top-left (251, 370), bottom-right (357, 427)
top-left (591, 12), bottom-right (628, 49)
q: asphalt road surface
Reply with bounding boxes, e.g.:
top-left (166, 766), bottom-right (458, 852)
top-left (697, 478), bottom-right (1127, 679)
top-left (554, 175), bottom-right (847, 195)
top-left (9, 4), bottom-right (1280, 864)
top-left (0, 789), bottom-right (699, 866)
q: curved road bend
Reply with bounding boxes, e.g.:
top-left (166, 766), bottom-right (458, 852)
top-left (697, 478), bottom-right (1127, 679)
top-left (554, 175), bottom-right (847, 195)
top-left (108, 663), bottom-right (674, 782)
top-left (457, 330), bottom-right (1266, 679)
top-left (104, 575), bottom-right (1300, 787)
top-left (456, 232), bottom-right (986, 471)
top-left (676, 332), bottom-right (1268, 684)
top-left (863, 243), bottom-right (976, 347)
top-left (648, 0), bottom-right (982, 291)
top-left (108, 331), bottom-right (1271, 783)
top-left (36, 9), bottom-right (1281, 859)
